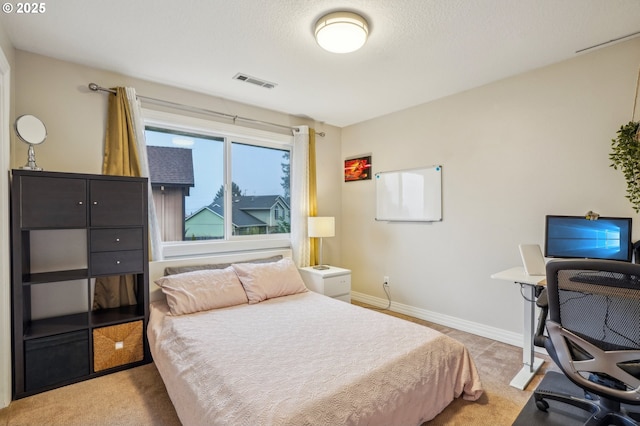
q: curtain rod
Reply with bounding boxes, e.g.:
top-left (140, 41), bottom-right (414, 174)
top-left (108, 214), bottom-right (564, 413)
top-left (88, 83), bottom-right (325, 137)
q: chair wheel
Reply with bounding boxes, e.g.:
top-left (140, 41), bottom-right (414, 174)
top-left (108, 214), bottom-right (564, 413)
top-left (535, 399), bottom-right (549, 412)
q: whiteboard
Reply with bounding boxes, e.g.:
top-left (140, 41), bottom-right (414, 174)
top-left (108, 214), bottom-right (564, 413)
top-left (375, 165), bottom-right (442, 222)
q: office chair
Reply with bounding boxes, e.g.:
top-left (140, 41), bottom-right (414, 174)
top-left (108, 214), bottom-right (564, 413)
top-left (534, 259), bottom-right (640, 425)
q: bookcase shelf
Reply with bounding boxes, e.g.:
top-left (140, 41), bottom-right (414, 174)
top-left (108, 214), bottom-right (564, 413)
top-left (24, 312), bottom-right (89, 340)
top-left (11, 170), bottom-right (151, 398)
top-left (22, 269), bottom-right (89, 285)
top-left (90, 305), bottom-right (145, 328)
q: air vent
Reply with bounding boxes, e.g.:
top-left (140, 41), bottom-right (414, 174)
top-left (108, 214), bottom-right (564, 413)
top-left (233, 73), bottom-right (277, 89)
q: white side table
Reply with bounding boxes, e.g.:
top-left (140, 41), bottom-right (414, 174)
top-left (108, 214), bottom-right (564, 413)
top-left (298, 266), bottom-right (351, 303)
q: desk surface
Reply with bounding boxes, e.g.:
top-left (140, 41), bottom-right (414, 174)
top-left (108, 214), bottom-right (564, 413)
top-left (491, 266), bottom-right (546, 286)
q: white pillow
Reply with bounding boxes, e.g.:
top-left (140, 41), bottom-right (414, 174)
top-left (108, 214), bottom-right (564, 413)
top-left (155, 266), bottom-right (248, 315)
top-left (232, 257), bottom-right (308, 304)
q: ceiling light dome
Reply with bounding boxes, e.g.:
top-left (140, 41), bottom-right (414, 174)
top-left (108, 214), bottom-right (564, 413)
top-left (315, 11), bottom-right (369, 53)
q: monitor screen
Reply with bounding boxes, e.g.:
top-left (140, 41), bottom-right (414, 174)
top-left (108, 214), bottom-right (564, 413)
top-left (544, 215), bottom-right (633, 262)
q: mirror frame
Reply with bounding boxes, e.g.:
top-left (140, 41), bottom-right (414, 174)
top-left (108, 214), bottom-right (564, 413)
top-left (15, 114), bottom-right (47, 145)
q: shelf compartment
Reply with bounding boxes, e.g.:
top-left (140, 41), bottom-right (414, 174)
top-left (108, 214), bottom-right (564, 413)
top-left (22, 269), bottom-right (89, 285)
top-left (91, 304), bottom-right (145, 328)
top-left (25, 330), bottom-right (89, 391)
top-left (24, 312), bottom-right (89, 340)
top-left (93, 320), bottom-right (143, 372)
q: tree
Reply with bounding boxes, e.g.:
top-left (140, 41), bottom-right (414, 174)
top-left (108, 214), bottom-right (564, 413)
top-left (281, 152), bottom-right (290, 201)
top-left (276, 219), bottom-right (290, 233)
top-left (214, 182), bottom-right (243, 201)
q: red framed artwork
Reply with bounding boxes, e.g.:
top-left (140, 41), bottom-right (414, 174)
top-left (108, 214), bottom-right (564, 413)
top-left (344, 156), bottom-right (372, 182)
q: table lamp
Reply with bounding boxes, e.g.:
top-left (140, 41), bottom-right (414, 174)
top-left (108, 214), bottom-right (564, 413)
top-left (308, 216), bottom-right (335, 270)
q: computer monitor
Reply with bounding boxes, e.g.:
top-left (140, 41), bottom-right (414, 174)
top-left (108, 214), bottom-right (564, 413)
top-left (544, 215), bottom-right (633, 262)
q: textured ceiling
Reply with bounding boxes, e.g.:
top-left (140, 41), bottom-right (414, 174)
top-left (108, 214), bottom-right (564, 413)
top-left (1, 0), bottom-right (639, 127)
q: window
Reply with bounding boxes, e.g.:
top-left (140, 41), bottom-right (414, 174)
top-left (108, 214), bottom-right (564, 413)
top-left (146, 128), bottom-right (224, 241)
top-left (230, 143), bottom-right (291, 236)
top-left (143, 110), bottom-right (292, 255)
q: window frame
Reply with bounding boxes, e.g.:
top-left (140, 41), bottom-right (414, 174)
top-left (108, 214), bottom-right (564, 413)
top-left (143, 109), bottom-right (293, 259)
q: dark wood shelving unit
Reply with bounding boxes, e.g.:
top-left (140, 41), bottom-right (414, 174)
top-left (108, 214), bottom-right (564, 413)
top-left (22, 269), bottom-right (89, 285)
top-left (11, 170), bottom-right (151, 399)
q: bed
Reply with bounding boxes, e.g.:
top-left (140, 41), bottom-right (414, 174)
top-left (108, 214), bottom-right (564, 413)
top-left (148, 249), bottom-right (483, 425)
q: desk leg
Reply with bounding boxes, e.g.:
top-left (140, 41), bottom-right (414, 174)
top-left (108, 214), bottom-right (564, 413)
top-left (509, 282), bottom-right (544, 390)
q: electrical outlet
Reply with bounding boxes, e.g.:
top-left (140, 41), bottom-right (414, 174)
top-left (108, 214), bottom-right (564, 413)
top-left (383, 276), bottom-right (390, 286)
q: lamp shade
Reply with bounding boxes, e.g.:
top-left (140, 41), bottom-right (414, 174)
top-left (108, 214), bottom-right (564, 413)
top-left (314, 12), bottom-right (369, 53)
top-left (308, 216), bottom-right (335, 238)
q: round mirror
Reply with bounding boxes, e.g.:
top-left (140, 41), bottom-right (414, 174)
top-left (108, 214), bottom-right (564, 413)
top-left (15, 114), bottom-right (47, 145)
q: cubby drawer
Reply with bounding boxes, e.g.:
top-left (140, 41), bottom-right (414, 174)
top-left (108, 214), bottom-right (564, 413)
top-left (324, 275), bottom-right (351, 297)
top-left (25, 330), bottom-right (89, 391)
top-left (93, 321), bottom-right (143, 372)
top-left (91, 250), bottom-right (144, 275)
top-left (91, 228), bottom-right (143, 252)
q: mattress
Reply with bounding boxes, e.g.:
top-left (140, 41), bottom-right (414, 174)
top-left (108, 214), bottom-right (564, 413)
top-left (148, 291), bottom-right (482, 426)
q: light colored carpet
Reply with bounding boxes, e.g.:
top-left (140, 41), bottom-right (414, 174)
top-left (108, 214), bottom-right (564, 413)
top-left (0, 363), bottom-right (180, 426)
top-left (0, 303), bottom-right (549, 425)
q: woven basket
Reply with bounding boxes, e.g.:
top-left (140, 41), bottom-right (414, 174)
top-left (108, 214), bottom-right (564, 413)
top-left (93, 320), bottom-right (143, 372)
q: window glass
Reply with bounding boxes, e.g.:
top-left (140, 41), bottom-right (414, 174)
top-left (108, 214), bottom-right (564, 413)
top-left (145, 127), bottom-right (290, 243)
top-left (145, 128), bottom-right (224, 242)
top-left (230, 142), bottom-right (290, 236)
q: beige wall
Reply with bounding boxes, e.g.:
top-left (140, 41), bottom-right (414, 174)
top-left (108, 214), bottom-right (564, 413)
top-left (341, 38), bottom-right (640, 337)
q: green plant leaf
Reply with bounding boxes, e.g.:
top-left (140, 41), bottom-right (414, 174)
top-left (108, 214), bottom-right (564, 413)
top-left (610, 121), bottom-right (640, 212)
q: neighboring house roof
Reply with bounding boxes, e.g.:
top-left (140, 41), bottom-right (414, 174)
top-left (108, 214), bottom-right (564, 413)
top-left (206, 202), bottom-right (261, 228)
top-left (185, 205), bottom-right (219, 221)
top-left (231, 195), bottom-right (290, 210)
top-left (147, 146), bottom-right (195, 187)
top-left (197, 195), bottom-right (289, 228)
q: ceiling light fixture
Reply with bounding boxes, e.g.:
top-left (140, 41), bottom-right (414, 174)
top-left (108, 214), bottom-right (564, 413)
top-left (314, 11), bottom-right (369, 53)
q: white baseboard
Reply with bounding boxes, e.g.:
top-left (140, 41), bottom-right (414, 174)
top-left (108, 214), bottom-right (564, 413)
top-left (351, 291), bottom-right (546, 354)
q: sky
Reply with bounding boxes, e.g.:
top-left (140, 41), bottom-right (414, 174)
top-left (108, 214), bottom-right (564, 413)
top-left (145, 129), bottom-right (289, 215)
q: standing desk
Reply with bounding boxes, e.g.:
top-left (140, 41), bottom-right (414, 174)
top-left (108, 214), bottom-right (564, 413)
top-left (491, 266), bottom-right (546, 390)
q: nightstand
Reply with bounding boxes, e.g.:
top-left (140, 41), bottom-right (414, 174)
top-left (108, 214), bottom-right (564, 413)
top-left (298, 266), bottom-right (351, 303)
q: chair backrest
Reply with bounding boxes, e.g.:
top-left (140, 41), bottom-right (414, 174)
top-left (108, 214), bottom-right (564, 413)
top-left (545, 259), bottom-right (640, 404)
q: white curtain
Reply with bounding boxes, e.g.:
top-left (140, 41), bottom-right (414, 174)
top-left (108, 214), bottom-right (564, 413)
top-left (124, 87), bottom-right (163, 261)
top-left (290, 125), bottom-right (310, 267)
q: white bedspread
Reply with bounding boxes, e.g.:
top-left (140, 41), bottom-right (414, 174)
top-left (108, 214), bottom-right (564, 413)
top-left (149, 292), bottom-right (482, 426)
